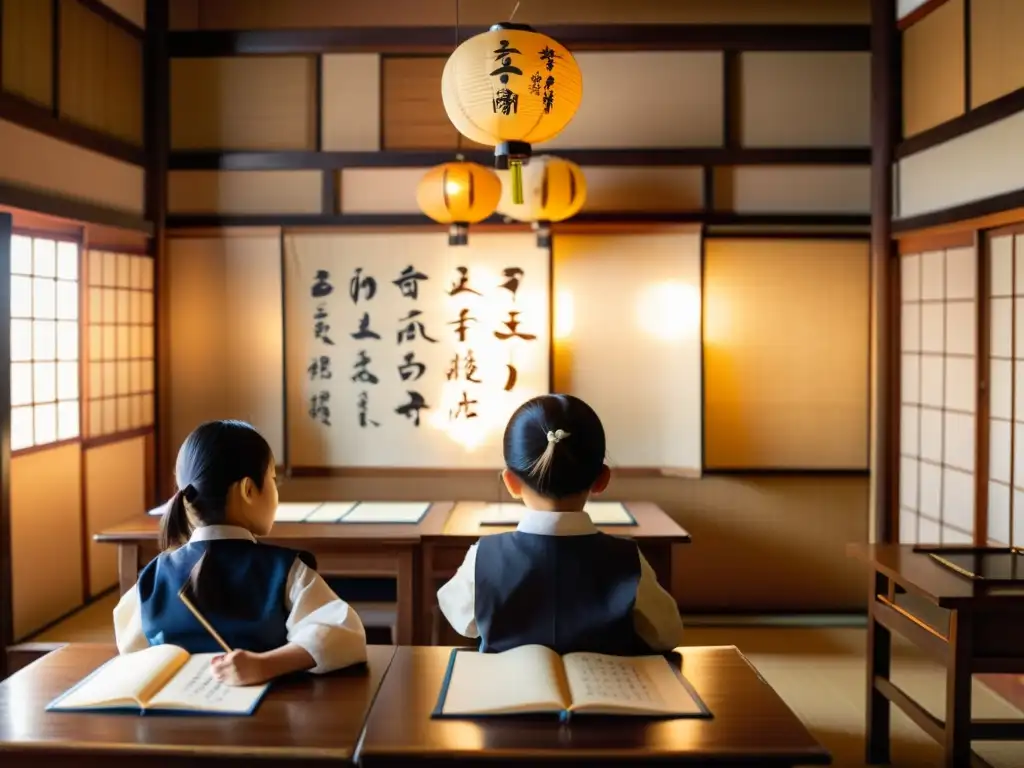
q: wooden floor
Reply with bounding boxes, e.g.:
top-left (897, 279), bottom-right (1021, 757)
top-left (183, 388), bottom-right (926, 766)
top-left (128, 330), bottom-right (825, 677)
top-left (24, 597), bottom-right (1024, 767)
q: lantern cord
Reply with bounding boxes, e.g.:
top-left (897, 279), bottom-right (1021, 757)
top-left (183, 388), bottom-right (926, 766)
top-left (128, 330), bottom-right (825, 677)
top-left (509, 0), bottom-right (521, 21)
top-left (454, 0), bottom-right (459, 49)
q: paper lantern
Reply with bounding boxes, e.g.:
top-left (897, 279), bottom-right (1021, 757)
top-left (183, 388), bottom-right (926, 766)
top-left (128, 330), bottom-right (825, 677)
top-left (497, 155), bottom-right (586, 247)
top-left (441, 23), bottom-right (583, 204)
top-left (416, 160), bottom-right (502, 246)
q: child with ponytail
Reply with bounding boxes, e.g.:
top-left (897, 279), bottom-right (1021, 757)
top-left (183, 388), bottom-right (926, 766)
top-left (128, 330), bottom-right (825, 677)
top-left (437, 394), bottom-right (684, 656)
top-left (113, 420), bottom-right (367, 685)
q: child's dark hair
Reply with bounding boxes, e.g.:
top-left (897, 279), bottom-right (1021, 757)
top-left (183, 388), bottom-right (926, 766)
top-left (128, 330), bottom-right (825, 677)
top-left (503, 394), bottom-right (606, 499)
top-left (160, 420), bottom-right (274, 616)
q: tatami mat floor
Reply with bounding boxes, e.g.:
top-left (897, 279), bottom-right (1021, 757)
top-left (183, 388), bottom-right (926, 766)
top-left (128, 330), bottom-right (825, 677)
top-left (26, 597), bottom-right (1024, 767)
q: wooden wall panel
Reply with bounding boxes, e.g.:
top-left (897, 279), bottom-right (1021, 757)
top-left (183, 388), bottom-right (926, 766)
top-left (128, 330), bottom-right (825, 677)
top-left (970, 0), bottom-right (1024, 109)
top-left (321, 54), bottom-right (380, 151)
top-left (60, 0), bottom-right (143, 144)
top-left (545, 53), bottom-right (723, 149)
top-left (98, 0), bottom-right (145, 28)
top-left (902, 0), bottom-right (964, 137)
top-left (168, 0), bottom-right (869, 29)
top-left (170, 57), bottom-right (316, 150)
top-left (339, 168), bottom-right (423, 214)
top-left (168, 170), bottom-right (323, 214)
top-left (740, 52), bottom-right (870, 147)
top-left (897, 109), bottom-right (1024, 219)
top-left (11, 444), bottom-right (82, 640)
top-left (166, 235), bottom-right (284, 461)
top-left (719, 166), bottom-right (870, 214)
top-left (580, 167), bottom-right (704, 212)
top-left (0, 118), bottom-right (145, 214)
top-left (380, 57), bottom-right (480, 151)
top-left (704, 239), bottom-right (870, 469)
top-left (1, 0), bottom-right (53, 108)
top-left (85, 437), bottom-right (146, 596)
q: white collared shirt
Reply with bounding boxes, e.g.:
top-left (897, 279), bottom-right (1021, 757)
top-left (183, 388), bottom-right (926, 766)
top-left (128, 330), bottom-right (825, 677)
top-left (436, 509), bottom-right (684, 651)
top-left (112, 524), bottom-right (367, 673)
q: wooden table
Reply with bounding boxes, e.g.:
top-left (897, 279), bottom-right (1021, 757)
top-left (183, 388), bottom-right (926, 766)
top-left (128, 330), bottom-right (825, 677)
top-left (850, 543), bottom-right (1024, 768)
top-left (419, 501), bottom-right (690, 644)
top-left (94, 502), bottom-right (452, 645)
top-left (0, 643), bottom-right (395, 766)
top-left (358, 644), bottom-right (831, 766)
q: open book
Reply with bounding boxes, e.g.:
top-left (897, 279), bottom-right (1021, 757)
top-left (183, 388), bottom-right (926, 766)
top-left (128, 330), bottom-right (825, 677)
top-left (433, 645), bottom-right (710, 719)
top-left (47, 645), bottom-right (269, 716)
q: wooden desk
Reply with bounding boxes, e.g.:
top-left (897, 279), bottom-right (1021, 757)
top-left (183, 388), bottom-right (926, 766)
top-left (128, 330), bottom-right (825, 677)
top-left (0, 643), bottom-right (395, 767)
top-left (419, 501), bottom-right (690, 644)
top-left (358, 644), bottom-right (830, 766)
top-left (94, 502), bottom-right (452, 645)
top-left (850, 543), bottom-right (1024, 768)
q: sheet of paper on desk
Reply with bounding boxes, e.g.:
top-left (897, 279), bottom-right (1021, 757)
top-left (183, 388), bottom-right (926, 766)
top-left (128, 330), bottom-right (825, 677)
top-left (305, 501), bottom-right (358, 523)
top-left (274, 502), bottom-right (324, 522)
top-left (479, 502), bottom-right (634, 526)
top-left (339, 502), bottom-right (430, 524)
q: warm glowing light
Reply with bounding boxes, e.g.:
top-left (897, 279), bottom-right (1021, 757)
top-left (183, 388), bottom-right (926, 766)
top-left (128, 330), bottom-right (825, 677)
top-left (554, 290), bottom-right (574, 340)
top-left (444, 180), bottom-right (463, 195)
top-left (636, 282), bottom-right (701, 341)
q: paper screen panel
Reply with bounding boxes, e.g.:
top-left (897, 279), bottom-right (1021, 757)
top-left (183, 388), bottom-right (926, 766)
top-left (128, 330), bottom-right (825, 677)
top-left (2, 0), bottom-right (53, 107)
top-left (321, 54), bottom-right (380, 151)
top-left (0, 119), bottom-right (144, 215)
top-left (580, 168), bottom-right (704, 213)
top-left (901, 0), bottom-right (965, 137)
top-left (170, 56), bottom-right (316, 150)
top-left (719, 166), bottom-right (870, 214)
top-left (381, 57), bottom-right (464, 150)
top-left (85, 437), bottom-right (146, 595)
top-left (897, 108), bottom-right (1024, 220)
top-left (84, 250), bottom-right (154, 437)
top-left (166, 235), bottom-right (284, 460)
top-left (11, 443), bottom-right (83, 639)
top-left (544, 52), bottom-right (723, 148)
top-left (970, 0), bottom-right (1024, 109)
top-left (285, 232), bottom-right (549, 468)
top-left (339, 168), bottom-right (423, 214)
top-left (552, 231), bottom-right (702, 470)
top-left (740, 52), bottom-right (869, 147)
top-left (899, 246), bottom-right (977, 545)
top-left (167, 171), bottom-right (322, 215)
top-left (987, 234), bottom-right (1024, 547)
top-left (703, 239), bottom-right (869, 469)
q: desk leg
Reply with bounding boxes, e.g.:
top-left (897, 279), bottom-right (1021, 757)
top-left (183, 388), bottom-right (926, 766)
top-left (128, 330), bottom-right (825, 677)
top-left (118, 544), bottom-right (140, 595)
top-left (419, 544), bottom-right (437, 646)
top-left (395, 550), bottom-right (415, 646)
top-left (945, 609), bottom-right (973, 768)
top-left (640, 543), bottom-right (673, 592)
top-left (866, 570), bottom-right (891, 764)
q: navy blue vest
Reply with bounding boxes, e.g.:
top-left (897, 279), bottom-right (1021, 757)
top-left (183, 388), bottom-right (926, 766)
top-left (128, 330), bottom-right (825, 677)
top-left (138, 539), bottom-right (315, 654)
top-left (474, 531), bottom-right (651, 656)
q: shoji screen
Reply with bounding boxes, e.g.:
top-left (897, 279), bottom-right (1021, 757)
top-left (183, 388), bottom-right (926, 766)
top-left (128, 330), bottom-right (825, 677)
top-left (987, 233), bottom-right (1024, 546)
top-left (899, 245), bottom-right (977, 544)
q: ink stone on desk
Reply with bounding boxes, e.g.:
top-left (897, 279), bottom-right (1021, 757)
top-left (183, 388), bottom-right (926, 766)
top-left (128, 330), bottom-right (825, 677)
top-left (0, 644), bottom-right (396, 767)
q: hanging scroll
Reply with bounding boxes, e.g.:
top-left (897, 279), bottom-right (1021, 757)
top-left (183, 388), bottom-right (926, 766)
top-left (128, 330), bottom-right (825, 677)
top-left (285, 232), bottom-right (550, 468)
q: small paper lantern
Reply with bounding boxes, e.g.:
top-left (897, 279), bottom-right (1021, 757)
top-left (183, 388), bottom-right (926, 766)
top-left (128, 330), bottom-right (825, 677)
top-left (441, 23), bottom-right (583, 204)
top-left (416, 160), bottom-right (502, 246)
top-left (496, 155), bottom-right (586, 247)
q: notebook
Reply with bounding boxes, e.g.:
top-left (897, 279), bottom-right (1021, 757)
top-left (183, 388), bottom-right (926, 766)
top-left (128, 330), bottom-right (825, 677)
top-left (273, 502), bottom-right (324, 522)
top-left (433, 645), bottom-right (710, 719)
top-left (479, 501), bottom-right (637, 526)
top-left (338, 501), bottom-right (431, 524)
top-left (304, 501), bottom-right (358, 523)
top-left (47, 645), bottom-right (269, 716)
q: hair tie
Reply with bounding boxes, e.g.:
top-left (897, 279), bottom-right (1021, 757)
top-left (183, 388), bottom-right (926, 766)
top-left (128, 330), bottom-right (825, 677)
top-left (181, 484), bottom-right (198, 503)
top-left (546, 429), bottom-right (570, 444)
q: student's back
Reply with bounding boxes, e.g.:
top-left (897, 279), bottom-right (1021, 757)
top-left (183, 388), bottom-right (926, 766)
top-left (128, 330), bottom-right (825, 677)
top-left (438, 395), bottom-right (684, 656)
